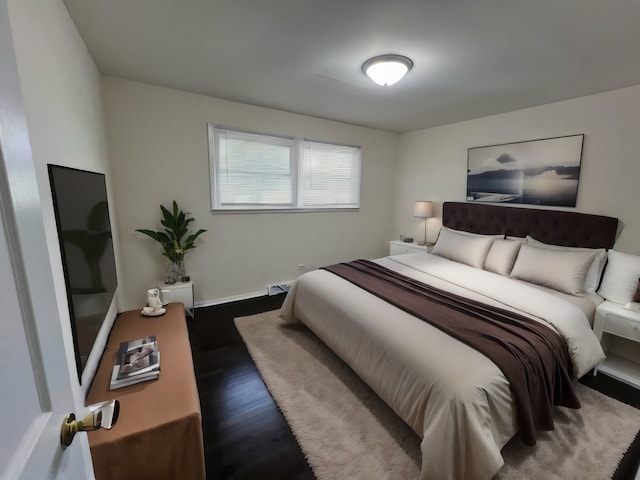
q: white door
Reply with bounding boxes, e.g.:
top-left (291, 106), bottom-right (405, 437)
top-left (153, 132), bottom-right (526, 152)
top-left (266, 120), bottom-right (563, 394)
top-left (0, 2), bottom-right (95, 478)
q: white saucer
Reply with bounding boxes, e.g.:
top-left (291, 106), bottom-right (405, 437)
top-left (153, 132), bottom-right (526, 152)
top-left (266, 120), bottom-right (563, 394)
top-left (141, 307), bottom-right (166, 317)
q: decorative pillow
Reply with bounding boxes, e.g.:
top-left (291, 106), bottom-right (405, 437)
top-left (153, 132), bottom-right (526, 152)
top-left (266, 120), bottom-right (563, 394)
top-left (634, 278), bottom-right (640, 303)
top-left (431, 227), bottom-right (495, 269)
top-left (510, 244), bottom-right (596, 296)
top-left (526, 235), bottom-right (607, 294)
top-left (484, 239), bottom-right (524, 276)
top-left (598, 250), bottom-right (640, 304)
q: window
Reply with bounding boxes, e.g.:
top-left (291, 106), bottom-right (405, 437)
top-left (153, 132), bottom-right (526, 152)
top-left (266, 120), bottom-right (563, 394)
top-left (209, 126), bottom-right (361, 211)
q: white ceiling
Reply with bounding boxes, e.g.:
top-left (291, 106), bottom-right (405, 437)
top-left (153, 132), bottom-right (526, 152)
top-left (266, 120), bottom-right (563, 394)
top-left (63, 0), bottom-right (640, 133)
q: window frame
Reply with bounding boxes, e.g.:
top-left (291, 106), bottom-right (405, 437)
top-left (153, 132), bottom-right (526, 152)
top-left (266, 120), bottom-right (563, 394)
top-left (208, 125), bottom-right (361, 213)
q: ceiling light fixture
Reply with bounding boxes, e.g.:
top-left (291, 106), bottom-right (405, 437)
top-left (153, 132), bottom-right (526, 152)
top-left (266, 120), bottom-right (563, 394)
top-left (362, 54), bottom-right (413, 87)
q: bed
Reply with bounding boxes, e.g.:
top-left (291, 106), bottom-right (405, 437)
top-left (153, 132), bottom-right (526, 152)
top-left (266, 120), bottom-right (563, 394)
top-left (281, 201), bottom-right (619, 480)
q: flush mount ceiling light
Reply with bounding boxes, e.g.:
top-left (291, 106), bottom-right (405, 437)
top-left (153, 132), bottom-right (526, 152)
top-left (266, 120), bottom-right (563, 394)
top-left (362, 54), bottom-right (413, 86)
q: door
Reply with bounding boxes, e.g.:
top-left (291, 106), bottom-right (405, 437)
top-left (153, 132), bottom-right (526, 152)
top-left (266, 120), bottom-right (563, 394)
top-left (0, 2), bottom-right (94, 478)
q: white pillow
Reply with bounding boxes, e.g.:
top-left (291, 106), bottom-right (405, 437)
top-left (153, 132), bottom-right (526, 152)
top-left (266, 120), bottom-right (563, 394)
top-left (484, 239), bottom-right (524, 276)
top-left (526, 235), bottom-right (607, 294)
top-left (510, 244), bottom-right (596, 296)
top-left (598, 250), bottom-right (640, 304)
top-left (432, 227), bottom-right (495, 268)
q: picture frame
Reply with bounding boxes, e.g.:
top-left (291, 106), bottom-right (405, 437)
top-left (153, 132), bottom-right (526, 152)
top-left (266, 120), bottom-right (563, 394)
top-left (466, 134), bottom-right (584, 207)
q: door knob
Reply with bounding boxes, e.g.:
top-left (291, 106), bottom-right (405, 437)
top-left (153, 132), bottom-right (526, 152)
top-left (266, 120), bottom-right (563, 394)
top-left (60, 399), bottom-right (120, 447)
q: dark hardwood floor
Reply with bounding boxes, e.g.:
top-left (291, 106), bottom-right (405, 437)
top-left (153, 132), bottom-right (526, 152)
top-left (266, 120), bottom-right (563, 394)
top-left (187, 294), bottom-right (313, 480)
top-left (188, 294), bottom-right (640, 480)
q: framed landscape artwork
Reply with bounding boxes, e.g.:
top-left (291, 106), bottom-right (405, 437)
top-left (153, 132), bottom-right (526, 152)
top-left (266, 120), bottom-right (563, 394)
top-left (466, 134), bottom-right (584, 207)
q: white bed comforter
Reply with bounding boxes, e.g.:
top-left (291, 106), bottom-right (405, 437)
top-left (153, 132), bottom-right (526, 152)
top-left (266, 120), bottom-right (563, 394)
top-left (280, 253), bottom-right (605, 480)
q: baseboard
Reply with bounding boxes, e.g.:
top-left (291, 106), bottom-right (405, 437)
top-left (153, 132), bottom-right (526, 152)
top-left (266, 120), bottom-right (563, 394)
top-left (195, 289), bottom-right (270, 308)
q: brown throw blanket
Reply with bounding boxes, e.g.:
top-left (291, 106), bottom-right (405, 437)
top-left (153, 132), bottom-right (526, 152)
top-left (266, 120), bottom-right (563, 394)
top-left (322, 259), bottom-right (580, 446)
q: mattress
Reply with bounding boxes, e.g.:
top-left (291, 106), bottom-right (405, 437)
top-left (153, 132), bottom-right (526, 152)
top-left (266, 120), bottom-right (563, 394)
top-left (281, 253), bottom-right (605, 480)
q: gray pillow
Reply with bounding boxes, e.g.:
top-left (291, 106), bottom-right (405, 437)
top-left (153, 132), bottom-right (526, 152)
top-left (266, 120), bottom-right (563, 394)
top-left (484, 239), bottom-right (523, 276)
top-left (432, 227), bottom-right (495, 269)
top-left (510, 244), bottom-right (596, 296)
top-left (526, 235), bottom-right (607, 294)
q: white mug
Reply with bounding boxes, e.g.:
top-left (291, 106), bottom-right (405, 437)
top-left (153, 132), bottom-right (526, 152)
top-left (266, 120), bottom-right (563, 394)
top-left (159, 289), bottom-right (170, 305)
top-left (147, 288), bottom-right (170, 308)
top-left (147, 288), bottom-right (162, 308)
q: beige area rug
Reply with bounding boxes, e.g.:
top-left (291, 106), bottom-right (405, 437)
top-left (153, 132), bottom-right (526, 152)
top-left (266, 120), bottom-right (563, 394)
top-left (235, 310), bottom-right (640, 480)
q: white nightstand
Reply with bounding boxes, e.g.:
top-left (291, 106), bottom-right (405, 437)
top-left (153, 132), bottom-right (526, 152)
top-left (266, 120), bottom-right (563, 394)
top-left (159, 280), bottom-right (194, 319)
top-left (389, 240), bottom-right (433, 256)
top-left (593, 300), bottom-right (640, 388)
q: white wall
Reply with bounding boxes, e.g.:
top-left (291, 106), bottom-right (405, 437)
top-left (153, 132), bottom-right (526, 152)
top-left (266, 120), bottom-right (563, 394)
top-left (393, 85), bottom-right (640, 253)
top-left (102, 77), bottom-right (398, 310)
top-left (7, 0), bottom-right (119, 403)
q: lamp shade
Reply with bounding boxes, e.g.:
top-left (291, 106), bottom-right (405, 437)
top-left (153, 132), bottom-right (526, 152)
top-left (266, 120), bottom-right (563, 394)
top-left (362, 55), bottom-right (413, 86)
top-left (413, 201), bottom-right (434, 218)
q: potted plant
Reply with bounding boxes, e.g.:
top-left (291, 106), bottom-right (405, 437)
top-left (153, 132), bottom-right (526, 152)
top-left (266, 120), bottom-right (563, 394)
top-left (136, 201), bottom-right (207, 283)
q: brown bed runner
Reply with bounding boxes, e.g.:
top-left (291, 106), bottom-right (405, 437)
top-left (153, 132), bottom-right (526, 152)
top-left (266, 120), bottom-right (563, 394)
top-left (322, 259), bottom-right (580, 446)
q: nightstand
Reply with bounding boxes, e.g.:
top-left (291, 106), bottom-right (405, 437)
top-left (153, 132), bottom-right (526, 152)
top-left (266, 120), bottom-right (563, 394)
top-left (593, 300), bottom-right (640, 388)
top-left (389, 240), bottom-right (433, 256)
top-left (159, 280), bottom-right (194, 319)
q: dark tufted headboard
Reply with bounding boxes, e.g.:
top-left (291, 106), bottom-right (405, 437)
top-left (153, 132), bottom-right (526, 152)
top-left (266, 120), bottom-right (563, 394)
top-left (442, 202), bottom-right (618, 249)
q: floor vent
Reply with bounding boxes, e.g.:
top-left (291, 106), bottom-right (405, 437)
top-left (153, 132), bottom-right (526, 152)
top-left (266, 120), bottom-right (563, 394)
top-left (267, 283), bottom-right (292, 296)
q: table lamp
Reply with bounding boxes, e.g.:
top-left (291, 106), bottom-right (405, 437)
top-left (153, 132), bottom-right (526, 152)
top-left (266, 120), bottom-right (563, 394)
top-left (413, 201), bottom-right (434, 245)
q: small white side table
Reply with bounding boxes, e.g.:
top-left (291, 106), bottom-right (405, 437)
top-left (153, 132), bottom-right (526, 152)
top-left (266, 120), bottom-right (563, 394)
top-left (389, 240), bottom-right (433, 256)
top-left (159, 280), bottom-right (194, 319)
top-left (592, 300), bottom-right (640, 388)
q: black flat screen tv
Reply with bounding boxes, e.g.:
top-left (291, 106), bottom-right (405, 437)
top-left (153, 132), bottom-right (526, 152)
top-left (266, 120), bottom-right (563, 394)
top-left (48, 165), bottom-right (118, 382)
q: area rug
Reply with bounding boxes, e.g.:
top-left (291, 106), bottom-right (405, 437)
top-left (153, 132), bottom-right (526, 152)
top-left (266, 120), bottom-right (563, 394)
top-left (234, 310), bottom-right (640, 480)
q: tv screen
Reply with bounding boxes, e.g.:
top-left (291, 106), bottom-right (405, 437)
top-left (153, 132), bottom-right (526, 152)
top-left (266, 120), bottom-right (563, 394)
top-left (48, 165), bottom-right (118, 382)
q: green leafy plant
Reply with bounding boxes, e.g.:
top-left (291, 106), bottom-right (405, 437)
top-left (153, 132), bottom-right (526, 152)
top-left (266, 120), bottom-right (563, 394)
top-left (136, 201), bottom-right (206, 262)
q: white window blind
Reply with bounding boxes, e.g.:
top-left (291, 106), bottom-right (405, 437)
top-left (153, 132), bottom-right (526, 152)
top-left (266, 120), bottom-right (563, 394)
top-left (209, 126), bottom-right (361, 211)
top-left (301, 141), bottom-right (361, 207)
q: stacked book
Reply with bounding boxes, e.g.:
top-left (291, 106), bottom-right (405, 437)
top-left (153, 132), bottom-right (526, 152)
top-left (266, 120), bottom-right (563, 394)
top-left (110, 335), bottom-right (160, 390)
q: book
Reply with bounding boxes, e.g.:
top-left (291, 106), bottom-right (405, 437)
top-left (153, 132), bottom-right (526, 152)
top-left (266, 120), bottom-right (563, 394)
top-left (109, 356), bottom-right (160, 390)
top-left (116, 336), bottom-right (160, 379)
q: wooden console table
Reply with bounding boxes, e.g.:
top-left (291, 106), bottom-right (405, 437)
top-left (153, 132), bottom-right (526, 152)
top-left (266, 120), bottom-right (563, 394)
top-left (85, 303), bottom-right (205, 480)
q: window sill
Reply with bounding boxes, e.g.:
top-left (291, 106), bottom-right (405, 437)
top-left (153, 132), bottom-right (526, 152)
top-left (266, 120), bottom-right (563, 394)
top-left (211, 207), bottom-right (360, 214)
